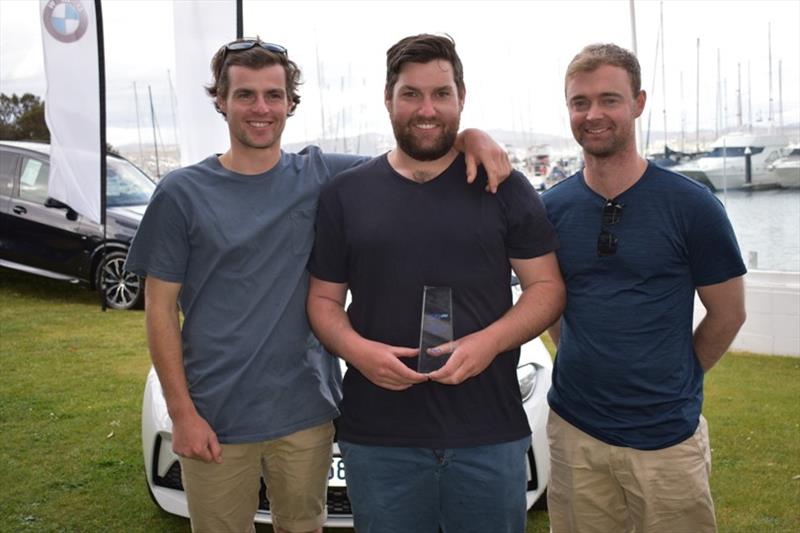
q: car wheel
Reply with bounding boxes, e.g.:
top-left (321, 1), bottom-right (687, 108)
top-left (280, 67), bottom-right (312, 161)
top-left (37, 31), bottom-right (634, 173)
top-left (96, 250), bottom-right (144, 310)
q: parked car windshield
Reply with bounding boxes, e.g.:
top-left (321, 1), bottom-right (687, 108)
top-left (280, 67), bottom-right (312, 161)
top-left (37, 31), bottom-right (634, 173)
top-left (107, 157), bottom-right (155, 207)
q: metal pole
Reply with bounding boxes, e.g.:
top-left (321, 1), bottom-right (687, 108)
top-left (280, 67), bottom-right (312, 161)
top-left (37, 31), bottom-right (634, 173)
top-left (629, 0), bottom-right (643, 155)
top-left (236, 0), bottom-right (243, 39)
top-left (744, 146), bottom-right (752, 185)
top-left (715, 49), bottom-right (721, 138)
top-left (768, 23), bottom-right (774, 125)
top-left (722, 136), bottom-right (728, 206)
top-left (167, 70), bottom-right (179, 149)
top-left (133, 81), bottom-right (144, 165)
top-left (148, 85), bottom-right (160, 178)
top-left (660, 1), bottom-right (667, 159)
top-left (96, 0), bottom-right (108, 312)
top-left (695, 38), bottom-right (700, 153)
top-left (748, 61), bottom-right (753, 132)
top-left (778, 60), bottom-right (783, 133)
top-left (737, 63), bottom-right (742, 129)
top-left (680, 70), bottom-right (686, 153)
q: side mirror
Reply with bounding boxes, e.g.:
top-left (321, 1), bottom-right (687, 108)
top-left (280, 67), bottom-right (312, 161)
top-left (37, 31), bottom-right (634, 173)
top-left (45, 197), bottom-right (79, 221)
top-left (44, 197), bottom-right (68, 208)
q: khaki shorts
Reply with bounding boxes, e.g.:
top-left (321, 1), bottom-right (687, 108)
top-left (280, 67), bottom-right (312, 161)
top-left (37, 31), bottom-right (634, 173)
top-left (180, 421), bottom-right (334, 533)
top-left (547, 410), bottom-right (717, 533)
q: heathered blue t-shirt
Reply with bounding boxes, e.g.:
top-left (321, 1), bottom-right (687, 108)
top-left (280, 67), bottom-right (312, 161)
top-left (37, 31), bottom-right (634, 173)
top-left (126, 147), bottom-right (367, 444)
top-left (543, 163), bottom-right (746, 450)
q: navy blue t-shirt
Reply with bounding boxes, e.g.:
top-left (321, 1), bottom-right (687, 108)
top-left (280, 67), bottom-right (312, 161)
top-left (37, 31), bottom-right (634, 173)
top-left (543, 163), bottom-right (746, 450)
top-left (309, 153), bottom-right (558, 448)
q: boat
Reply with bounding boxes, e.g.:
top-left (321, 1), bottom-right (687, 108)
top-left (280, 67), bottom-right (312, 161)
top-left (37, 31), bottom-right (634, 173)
top-left (648, 145), bottom-right (706, 169)
top-left (767, 144), bottom-right (800, 189)
top-left (672, 132), bottom-right (789, 191)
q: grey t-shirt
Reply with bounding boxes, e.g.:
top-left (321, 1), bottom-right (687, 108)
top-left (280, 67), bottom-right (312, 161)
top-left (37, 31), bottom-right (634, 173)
top-left (126, 146), bottom-right (366, 443)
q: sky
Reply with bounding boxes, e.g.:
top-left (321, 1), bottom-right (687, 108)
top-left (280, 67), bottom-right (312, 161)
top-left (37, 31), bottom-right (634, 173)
top-left (1, 0), bottom-right (799, 151)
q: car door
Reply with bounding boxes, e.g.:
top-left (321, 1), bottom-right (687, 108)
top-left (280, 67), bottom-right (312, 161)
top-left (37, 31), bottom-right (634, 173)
top-left (3, 152), bottom-right (90, 278)
top-left (0, 148), bottom-right (21, 263)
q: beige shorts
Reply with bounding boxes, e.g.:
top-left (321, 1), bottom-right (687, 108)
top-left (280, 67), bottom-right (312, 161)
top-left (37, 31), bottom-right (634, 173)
top-left (180, 421), bottom-right (334, 533)
top-left (547, 409), bottom-right (717, 533)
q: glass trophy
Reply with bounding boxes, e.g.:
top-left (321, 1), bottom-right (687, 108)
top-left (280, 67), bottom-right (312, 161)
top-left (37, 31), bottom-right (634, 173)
top-left (417, 286), bottom-right (454, 373)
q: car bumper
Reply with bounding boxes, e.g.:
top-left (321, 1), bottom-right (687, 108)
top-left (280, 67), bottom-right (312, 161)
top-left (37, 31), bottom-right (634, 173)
top-left (142, 341), bottom-right (552, 527)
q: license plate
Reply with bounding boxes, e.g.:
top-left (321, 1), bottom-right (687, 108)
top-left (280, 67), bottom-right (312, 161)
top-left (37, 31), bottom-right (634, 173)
top-left (328, 456), bottom-right (346, 487)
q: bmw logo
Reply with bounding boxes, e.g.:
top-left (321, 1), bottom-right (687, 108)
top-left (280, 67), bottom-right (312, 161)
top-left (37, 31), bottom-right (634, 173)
top-left (42, 0), bottom-right (89, 43)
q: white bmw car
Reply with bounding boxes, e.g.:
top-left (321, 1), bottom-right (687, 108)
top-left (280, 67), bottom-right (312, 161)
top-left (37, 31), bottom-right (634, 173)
top-left (142, 282), bottom-right (552, 527)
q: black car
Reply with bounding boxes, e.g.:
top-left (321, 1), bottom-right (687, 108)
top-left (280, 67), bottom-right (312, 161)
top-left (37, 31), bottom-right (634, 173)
top-left (0, 140), bottom-right (154, 310)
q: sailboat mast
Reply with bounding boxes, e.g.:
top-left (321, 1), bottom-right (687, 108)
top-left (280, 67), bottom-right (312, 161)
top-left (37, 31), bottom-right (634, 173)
top-left (680, 70), bottom-right (686, 153)
top-left (768, 23), bottom-right (774, 125)
top-left (715, 48), bottom-right (721, 138)
top-left (167, 69), bottom-right (179, 149)
top-left (148, 84), bottom-right (160, 178)
top-left (315, 42), bottom-right (326, 144)
top-left (660, 1), bottom-right (667, 158)
top-left (629, 0), bottom-right (642, 155)
top-left (737, 63), bottom-right (743, 129)
top-left (747, 62), bottom-right (752, 132)
top-left (695, 38), bottom-right (700, 152)
top-left (778, 60), bottom-right (783, 133)
top-left (723, 77), bottom-right (728, 132)
top-left (133, 81), bottom-right (144, 165)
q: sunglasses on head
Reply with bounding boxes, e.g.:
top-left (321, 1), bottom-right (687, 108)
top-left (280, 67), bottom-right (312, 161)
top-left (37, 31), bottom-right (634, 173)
top-left (597, 199), bottom-right (623, 257)
top-left (217, 39), bottom-right (288, 77)
top-left (225, 39), bottom-right (287, 55)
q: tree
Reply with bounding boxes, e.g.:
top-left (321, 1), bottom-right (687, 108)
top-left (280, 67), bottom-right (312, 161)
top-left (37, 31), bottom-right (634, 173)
top-left (0, 93), bottom-right (50, 141)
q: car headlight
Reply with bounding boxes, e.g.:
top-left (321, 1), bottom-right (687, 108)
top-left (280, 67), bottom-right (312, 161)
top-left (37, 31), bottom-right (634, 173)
top-left (517, 363), bottom-right (538, 402)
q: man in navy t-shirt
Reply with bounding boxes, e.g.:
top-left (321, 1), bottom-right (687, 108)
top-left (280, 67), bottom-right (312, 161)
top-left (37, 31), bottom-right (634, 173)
top-left (543, 43), bottom-right (746, 533)
top-left (307, 34), bottom-right (565, 533)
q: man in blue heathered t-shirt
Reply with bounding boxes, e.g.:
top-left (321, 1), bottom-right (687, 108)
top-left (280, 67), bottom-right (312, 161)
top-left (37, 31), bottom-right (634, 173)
top-left (126, 39), bottom-right (512, 533)
top-left (542, 43), bottom-right (747, 533)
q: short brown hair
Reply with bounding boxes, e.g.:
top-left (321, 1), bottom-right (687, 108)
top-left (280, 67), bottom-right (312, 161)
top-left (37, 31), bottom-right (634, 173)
top-left (385, 34), bottom-right (465, 98)
top-left (206, 39), bottom-right (302, 117)
top-left (565, 43), bottom-right (641, 97)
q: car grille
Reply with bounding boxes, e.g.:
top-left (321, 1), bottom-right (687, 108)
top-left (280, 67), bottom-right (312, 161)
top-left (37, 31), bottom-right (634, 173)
top-left (152, 436), bottom-right (352, 515)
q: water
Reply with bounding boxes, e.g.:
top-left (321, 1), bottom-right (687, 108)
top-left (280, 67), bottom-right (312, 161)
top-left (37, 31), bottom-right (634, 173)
top-left (717, 189), bottom-right (800, 272)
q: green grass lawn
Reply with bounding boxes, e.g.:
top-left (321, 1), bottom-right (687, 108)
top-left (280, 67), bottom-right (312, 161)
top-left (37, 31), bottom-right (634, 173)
top-left (1, 269), bottom-right (798, 532)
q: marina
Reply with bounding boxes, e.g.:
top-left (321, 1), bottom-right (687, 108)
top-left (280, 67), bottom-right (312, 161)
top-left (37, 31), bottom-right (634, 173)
top-left (716, 188), bottom-right (799, 273)
top-left (769, 144), bottom-right (800, 188)
top-left (672, 132), bottom-right (799, 190)
top-left (697, 189), bottom-right (800, 356)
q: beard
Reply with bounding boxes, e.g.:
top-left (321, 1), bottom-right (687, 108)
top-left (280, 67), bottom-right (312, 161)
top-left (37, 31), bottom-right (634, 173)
top-left (578, 134), bottom-right (628, 158)
top-left (574, 121), bottom-right (635, 159)
top-left (392, 117), bottom-right (459, 161)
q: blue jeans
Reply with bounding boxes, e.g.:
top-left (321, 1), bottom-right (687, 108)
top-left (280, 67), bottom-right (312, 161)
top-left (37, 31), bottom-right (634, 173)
top-left (339, 437), bottom-right (529, 533)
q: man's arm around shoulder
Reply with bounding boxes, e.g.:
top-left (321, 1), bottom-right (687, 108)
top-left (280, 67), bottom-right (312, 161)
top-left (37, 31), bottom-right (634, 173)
top-left (694, 275), bottom-right (746, 371)
top-left (429, 252), bottom-right (566, 385)
top-left (145, 277), bottom-right (222, 463)
top-left (454, 128), bottom-right (513, 193)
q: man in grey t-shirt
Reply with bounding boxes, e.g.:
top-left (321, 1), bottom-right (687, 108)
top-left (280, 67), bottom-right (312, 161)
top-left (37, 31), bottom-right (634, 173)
top-left (126, 39), bottom-right (513, 533)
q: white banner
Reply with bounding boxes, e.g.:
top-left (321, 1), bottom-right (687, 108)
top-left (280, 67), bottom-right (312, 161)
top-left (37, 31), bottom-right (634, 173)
top-left (173, 0), bottom-right (236, 166)
top-left (40, 0), bottom-right (102, 224)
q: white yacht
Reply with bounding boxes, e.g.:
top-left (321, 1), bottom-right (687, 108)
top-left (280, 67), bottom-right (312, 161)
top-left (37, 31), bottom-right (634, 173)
top-left (672, 132), bottom-right (788, 190)
top-left (767, 144), bottom-right (800, 189)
